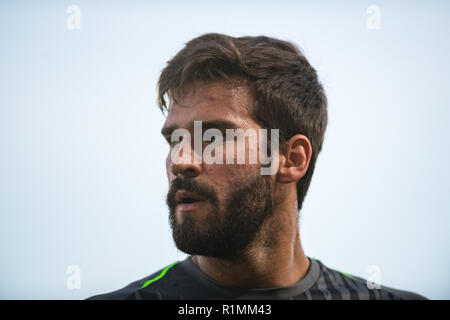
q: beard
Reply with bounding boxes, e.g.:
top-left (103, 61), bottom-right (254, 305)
top-left (166, 172), bottom-right (274, 260)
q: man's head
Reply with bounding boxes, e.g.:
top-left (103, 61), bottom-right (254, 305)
top-left (158, 33), bottom-right (327, 259)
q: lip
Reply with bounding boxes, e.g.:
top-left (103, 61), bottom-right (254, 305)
top-left (175, 190), bottom-right (205, 203)
top-left (175, 190), bottom-right (207, 212)
top-left (176, 201), bottom-right (206, 212)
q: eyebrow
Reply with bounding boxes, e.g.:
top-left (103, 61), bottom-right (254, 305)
top-left (161, 120), bottom-right (240, 137)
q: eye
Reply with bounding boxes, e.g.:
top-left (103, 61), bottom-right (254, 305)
top-left (164, 136), bottom-right (174, 146)
top-left (166, 140), bottom-right (176, 147)
top-left (166, 138), bottom-right (182, 148)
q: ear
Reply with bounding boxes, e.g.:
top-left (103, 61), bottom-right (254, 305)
top-left (277, 134), bottom-right (312, 184)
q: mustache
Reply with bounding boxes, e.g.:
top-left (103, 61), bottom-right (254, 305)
top-left (166, 177), bottom-right (219, 208)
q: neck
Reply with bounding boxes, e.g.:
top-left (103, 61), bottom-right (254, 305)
top-left (191, 192), bottom-right (310, 288)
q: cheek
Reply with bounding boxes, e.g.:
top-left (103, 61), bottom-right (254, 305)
top-left (238, 133), bottom-right (262, 166)
top-left (203, 164), bottom-right (230, 195)
top-left (204, 162), bottom-right (257, 190)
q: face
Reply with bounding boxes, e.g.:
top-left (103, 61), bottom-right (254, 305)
top-left (162, 81), bottom-right (276, 260)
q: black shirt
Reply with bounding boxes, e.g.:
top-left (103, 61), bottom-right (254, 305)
top-left (87, 256), bottom-right (427, 300)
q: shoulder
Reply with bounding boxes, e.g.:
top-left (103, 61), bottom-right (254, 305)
top-left (311, 258), bottom-right (428, 300)
top-left (374, 283), bottom-right (428, 300)
top-left (86, 261), bottom-right (181, 300)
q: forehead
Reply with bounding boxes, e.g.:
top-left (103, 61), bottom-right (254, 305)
top-left (163, 81), bottom-right (257, 129)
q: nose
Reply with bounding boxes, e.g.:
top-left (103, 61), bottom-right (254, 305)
top-left (169, 147), bottom-right (202, 179)
top-left (171, 160), bottom-right (201, 178)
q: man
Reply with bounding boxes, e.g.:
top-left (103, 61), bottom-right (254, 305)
top-left (88, 33), bottom-right (426, 300)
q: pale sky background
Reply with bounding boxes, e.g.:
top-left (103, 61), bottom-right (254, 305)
top-left (0, 0), bottom-right (449, 299)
